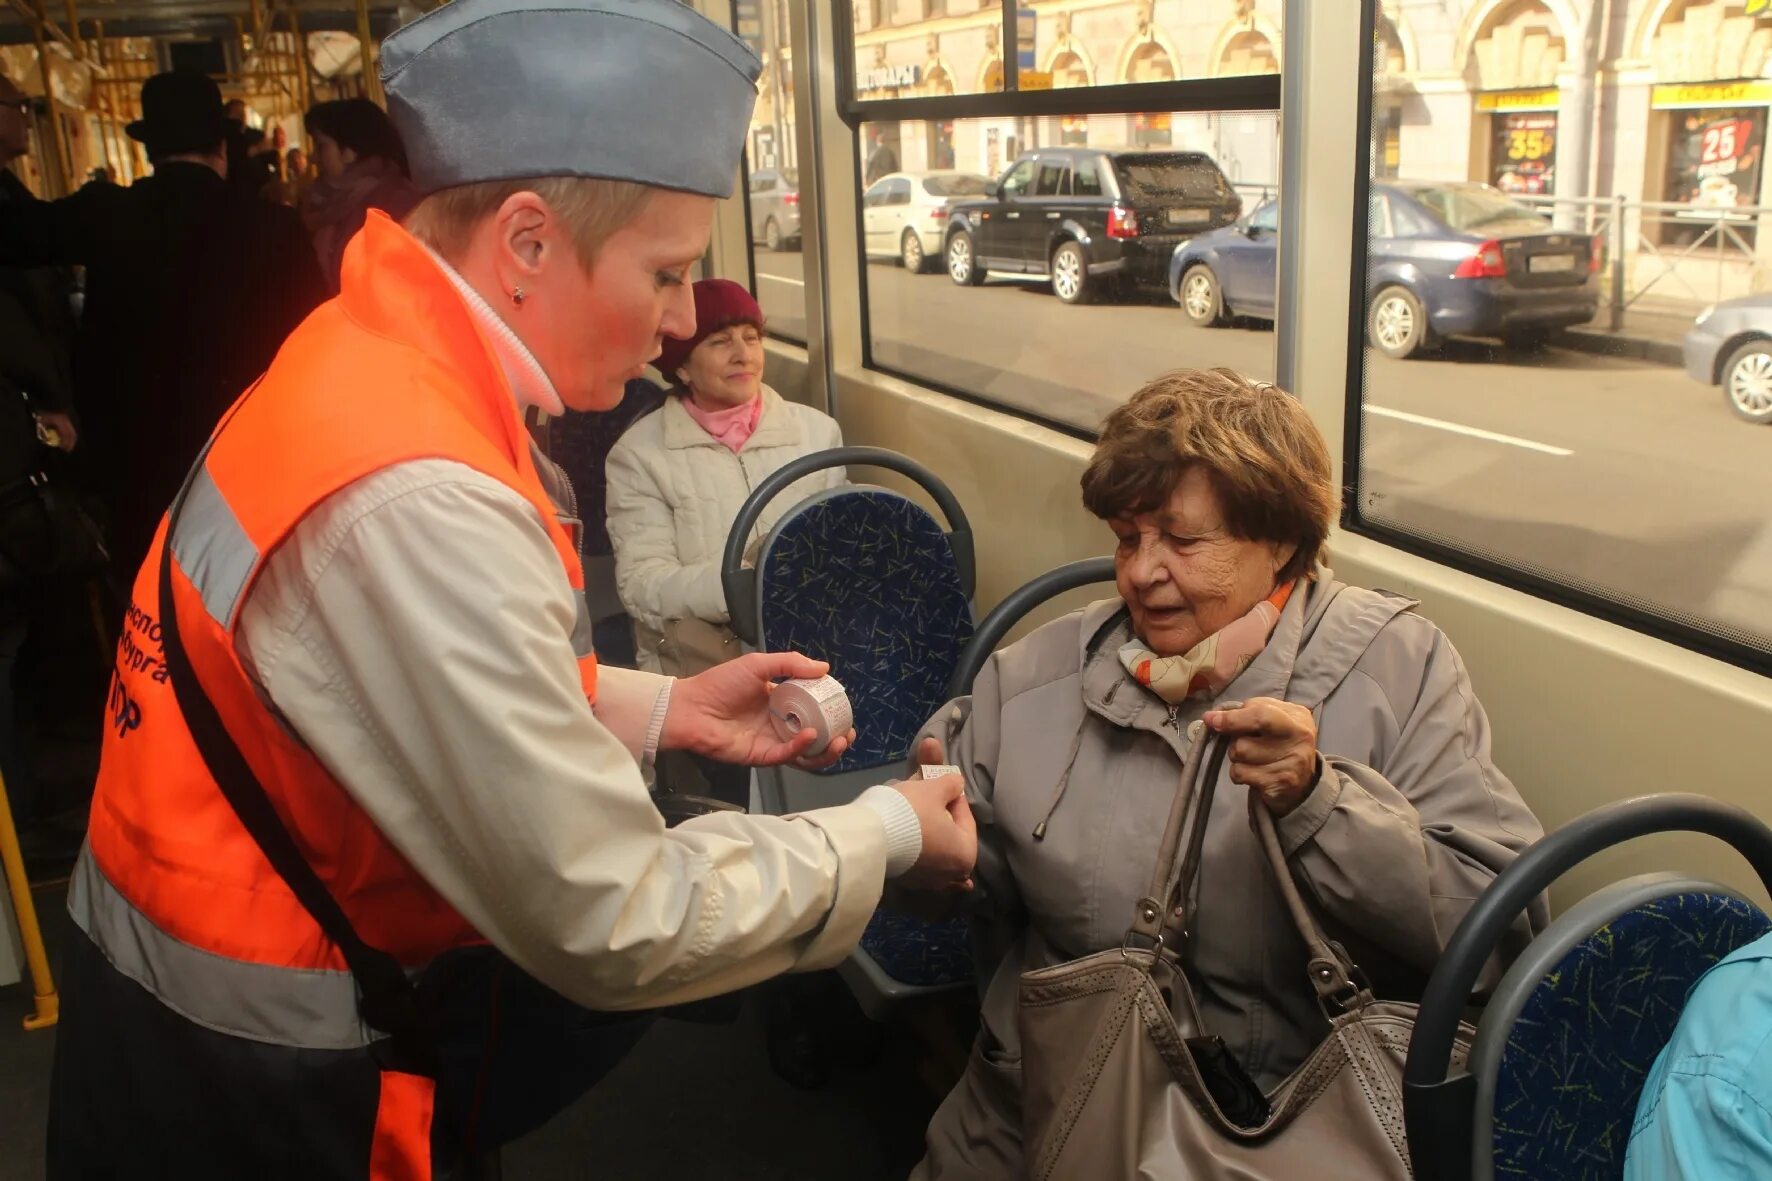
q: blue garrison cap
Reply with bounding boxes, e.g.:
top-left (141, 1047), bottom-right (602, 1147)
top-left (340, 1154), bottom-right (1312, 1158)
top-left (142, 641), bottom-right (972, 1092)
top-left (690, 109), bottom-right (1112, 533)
top-left (381, 0), bottom-right (761, 197)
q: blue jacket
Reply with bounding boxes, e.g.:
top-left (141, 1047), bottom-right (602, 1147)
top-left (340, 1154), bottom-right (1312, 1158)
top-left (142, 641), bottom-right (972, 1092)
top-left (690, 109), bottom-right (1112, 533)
top-left (1625, 931), bottom-right (1772, 1180)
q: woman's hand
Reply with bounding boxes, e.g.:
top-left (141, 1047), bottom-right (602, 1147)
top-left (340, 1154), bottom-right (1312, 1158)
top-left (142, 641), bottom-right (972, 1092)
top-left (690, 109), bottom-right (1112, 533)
top-left (662, 651), bottom-right (856, 770)
top-left (1202, 697), bottom-right (1321, 817)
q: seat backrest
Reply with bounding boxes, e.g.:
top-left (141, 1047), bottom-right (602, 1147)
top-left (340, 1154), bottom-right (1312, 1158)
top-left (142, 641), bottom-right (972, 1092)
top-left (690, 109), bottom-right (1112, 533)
top-left (756, 486), bottom-right (973, 773)
top-left (1472, 873), bottom-right (1772, 1181)
top-left (544, 377), bottom-right (668, 559)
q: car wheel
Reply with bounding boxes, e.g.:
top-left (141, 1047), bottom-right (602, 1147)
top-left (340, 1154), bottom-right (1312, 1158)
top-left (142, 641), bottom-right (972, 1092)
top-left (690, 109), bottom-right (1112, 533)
top-left (764, 218), bottom-right (783, 252)
top-left (1722, 340), bottom-right (1772, 424)
top-left (1369, 285), bottom-right (1428, 359)
top-left (901, 228), bottom-right (929, 273)
top-left (948, 231), bottom-right (985, 286)
top-left (1051, 241), bottom-right (1090, 305)
top-left (1180, 265), bottom-right (1225, 327)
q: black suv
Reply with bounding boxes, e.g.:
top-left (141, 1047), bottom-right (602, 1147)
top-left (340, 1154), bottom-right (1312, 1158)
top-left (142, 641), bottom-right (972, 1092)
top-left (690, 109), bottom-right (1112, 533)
top-left (944, 149), bottom-right (1241, 304)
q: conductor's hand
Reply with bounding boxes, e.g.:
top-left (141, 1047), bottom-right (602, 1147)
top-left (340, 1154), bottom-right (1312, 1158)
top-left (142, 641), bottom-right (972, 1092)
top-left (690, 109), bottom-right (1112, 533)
top-left (662, 651), bottom-right (856, 770)
top-left (891, 742), bottom-right (977, 892)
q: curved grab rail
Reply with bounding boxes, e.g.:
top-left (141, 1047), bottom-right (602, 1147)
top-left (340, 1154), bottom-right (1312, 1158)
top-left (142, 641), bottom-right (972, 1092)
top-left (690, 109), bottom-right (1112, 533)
top-left (1403, 792), bottom-right (1772, 1181)
top-left (720, 446), bottom-right (975, 646)
top-left (946, 557), bottom-right (1116, 700)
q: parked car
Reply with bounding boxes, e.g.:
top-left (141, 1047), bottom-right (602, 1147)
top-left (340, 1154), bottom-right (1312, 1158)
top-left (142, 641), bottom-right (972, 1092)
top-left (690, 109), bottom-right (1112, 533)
top-left (863, 171), bottom-right (995, 272)
top-left (748, 168), bottom-right (800, 251)
top-left (1683, 294), bottom-right (1772, 424)
top-left (1169, 180), bottom-right (1602, 358)
top-left (943, 149), bottom-right (1241, 305)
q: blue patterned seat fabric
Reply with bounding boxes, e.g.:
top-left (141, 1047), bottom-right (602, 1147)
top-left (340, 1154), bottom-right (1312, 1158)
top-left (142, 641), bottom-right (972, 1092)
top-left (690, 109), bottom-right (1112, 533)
top-left (1490, 891), bottom-right (1772, 1180)
top-left (758, 489), bottom-right (974, 775)
top-left (757, 487), bottom-right (974, 989)
top-left (860, 910), bottom-right (974, 988)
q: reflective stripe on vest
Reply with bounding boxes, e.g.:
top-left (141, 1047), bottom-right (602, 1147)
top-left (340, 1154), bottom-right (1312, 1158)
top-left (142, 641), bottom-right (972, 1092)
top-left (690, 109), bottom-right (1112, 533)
top-left (68, 845), bottom-right (377, 1050)
top-left (168, 456), bottom-right (597, 660)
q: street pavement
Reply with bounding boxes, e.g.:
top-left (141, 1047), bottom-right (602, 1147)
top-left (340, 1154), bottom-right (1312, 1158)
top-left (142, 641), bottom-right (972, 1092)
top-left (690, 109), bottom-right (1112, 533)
top-left (753, 250), bottom-right (1772, 654)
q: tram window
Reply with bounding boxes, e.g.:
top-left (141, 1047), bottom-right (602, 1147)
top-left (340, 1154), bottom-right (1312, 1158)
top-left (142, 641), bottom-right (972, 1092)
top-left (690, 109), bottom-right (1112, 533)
top-left (859, 112), bottom-right (1278, 431)
top-left (735, 1), bottom-right (806, 343)
top-left (1348, 0), bottom-right (1772, 671)
top-left (844, 2), bottom-right (1281, 100)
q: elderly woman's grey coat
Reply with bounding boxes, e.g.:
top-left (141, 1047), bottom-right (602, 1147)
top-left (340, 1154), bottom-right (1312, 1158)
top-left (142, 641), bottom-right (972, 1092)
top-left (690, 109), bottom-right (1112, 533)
top-left (913, 572), bottom-right (1548, 1179)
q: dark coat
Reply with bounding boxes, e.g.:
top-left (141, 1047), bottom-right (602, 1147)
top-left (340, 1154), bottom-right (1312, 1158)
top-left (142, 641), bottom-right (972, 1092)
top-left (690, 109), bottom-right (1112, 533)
top-left (0, 161), bottom-right (326, 580)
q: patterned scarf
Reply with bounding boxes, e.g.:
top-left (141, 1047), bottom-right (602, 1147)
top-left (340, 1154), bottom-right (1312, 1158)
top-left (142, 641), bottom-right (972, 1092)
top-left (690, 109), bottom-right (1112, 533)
top-left (1118, 581), bottom-right (1295, 704)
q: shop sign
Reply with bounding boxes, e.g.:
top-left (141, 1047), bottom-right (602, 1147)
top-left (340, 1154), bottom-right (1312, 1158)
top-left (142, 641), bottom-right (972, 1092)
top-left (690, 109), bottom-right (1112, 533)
top-left (856, 63), bottom-right (921, 94)
top-left (1665, 107), bottom-right (1766, 209)
top-left (1018, 69), bottom-right (1053, 91)
top-left (1652, 80), bottom-right (1772, 109)
top-left (1492, 112), bottom-right (1556, 194)
top-left (1476, 89), bottom-right (1559, 113)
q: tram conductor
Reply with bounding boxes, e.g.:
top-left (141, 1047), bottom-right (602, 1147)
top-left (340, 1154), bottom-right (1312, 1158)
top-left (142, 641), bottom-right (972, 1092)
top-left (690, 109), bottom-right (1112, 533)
top-left (45, 1), bottom-right (977, 1176)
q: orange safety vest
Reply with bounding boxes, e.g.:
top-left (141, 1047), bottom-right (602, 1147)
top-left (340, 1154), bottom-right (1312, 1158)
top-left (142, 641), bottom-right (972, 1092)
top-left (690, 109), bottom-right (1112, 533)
top-left (52, 213), bottom-right (599, 1180)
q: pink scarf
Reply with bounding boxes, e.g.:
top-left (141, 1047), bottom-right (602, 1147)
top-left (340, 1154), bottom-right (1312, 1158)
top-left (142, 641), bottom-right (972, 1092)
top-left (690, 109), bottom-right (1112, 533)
top-left (1119, 581), bottom-right (1296, 703)
top-left (682, 394), bottom-right (764, 454)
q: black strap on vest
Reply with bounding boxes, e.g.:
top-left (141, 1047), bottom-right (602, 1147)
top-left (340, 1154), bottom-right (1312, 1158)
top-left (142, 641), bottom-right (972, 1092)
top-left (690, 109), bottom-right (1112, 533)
top-left (156, 487), bottom-right (438, 1076)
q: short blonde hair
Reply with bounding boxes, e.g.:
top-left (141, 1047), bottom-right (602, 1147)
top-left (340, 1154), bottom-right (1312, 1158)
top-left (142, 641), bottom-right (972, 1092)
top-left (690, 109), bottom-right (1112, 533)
top-left (403, 176), bottom-right (654, 269)
top-left (1081, 368), bottom-right (1338, 583)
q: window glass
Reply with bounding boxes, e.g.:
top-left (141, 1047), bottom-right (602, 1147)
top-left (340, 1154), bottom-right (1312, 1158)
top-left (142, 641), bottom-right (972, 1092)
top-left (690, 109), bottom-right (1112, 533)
top-left (1034, 161), bottom-right (1070, 196)
top-left (1248, 200), bottom-right (1279, 232)
top-left (1001, 158), bottom-right (1037, 197)
top-left (846, 2), bottom-right (1281, 102)
top-left (889, 177), bottom-right (914, 205)
top-left (737, 0), bottom-right (805, 342)
top-left (860, 111), bottom-right (1278, 430)
top-left (1352, 0), bottom-right (1772, 668)
top-left (1368, 193), bottom-right (1391, 239)
top-left (1074, 158), bottom-right (1104, 197)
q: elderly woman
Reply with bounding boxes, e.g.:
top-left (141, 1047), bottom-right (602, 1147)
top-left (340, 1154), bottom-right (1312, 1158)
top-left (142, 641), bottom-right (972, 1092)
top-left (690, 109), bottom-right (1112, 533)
top-left (914, 368), bottom-right (1548, 1179)
top-left (606, 279), bottom-right (843, 679)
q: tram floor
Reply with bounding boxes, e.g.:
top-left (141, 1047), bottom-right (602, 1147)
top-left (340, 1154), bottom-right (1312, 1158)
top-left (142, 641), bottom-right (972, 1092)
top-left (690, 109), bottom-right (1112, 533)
top-left (0, 882), bottom-right (946, 1181)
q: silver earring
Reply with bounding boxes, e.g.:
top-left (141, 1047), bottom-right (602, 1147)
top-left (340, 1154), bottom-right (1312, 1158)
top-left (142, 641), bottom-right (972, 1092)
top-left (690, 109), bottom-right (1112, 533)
top-left (511, 287), bottom-right (526, 307)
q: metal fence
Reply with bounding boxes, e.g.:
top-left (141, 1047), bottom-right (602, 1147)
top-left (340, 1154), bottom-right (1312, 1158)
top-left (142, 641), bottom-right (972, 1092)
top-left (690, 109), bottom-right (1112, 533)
top-left (1514, 194), bottom-right (1772, 332)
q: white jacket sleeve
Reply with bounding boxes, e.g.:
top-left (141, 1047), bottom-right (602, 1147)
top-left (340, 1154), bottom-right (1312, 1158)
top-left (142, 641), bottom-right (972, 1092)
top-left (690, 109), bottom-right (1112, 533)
top-left (236, 460), bottom-right (888, 1011)
top-left (605, 437), bottom-right (728, 630)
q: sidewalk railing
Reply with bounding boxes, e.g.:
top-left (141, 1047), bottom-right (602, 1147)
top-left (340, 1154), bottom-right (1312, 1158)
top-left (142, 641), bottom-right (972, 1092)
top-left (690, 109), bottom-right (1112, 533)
top-left (1514, 193), bottom-right (1772, 332)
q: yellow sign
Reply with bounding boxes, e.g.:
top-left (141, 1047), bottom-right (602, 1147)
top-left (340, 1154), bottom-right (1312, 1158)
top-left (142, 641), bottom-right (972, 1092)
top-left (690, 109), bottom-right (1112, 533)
top-left (1652, 80), bottom-right (1772, 109)
top-left (1750, 0), bottom-right (1770, 17)
top-left (1476, 89), bottom-right (1560, 113)
top-left (1018, 69), bottom-right (1053, 91)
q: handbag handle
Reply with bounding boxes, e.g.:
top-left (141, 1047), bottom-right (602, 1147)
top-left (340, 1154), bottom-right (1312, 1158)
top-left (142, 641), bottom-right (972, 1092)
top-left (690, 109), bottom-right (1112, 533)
top-left (1250, 800), bottom-right (1363, 1009)
top-left (1124, 721), bottom-right (1363, 1012)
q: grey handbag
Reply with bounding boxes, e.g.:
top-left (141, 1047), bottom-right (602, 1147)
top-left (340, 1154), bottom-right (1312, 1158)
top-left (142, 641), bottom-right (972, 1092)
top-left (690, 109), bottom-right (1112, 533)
top-left (1017, 727), bottom-right (1473, 1180)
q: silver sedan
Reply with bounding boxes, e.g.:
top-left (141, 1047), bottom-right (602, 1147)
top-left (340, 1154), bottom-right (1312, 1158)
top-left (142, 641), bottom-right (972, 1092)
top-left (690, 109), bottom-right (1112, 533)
top-left (1684, 292), bottom-right (1772, 424)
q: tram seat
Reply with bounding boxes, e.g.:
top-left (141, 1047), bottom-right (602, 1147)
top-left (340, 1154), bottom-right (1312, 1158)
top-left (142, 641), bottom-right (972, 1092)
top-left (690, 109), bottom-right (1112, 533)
top-left (1403, 795), bottom-right (1772, 1181)
top-left (946, 556), bottom-right (1118, 701)
top-left (723, 446), bottom-right (978, 1017)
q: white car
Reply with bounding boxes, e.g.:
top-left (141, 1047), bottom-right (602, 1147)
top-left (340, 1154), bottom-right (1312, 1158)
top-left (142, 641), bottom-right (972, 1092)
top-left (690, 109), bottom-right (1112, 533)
top-left (861, 170), bottom-right (995, 273)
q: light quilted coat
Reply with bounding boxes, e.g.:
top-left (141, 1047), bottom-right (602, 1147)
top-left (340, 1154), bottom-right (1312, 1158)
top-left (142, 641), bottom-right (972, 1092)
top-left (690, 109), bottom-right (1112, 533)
top-left (605, 385), bottom-right (843, 669)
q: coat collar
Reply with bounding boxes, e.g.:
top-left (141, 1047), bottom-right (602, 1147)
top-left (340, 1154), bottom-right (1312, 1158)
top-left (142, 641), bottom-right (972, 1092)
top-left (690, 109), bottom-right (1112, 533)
top-left (660, 384), bottom-right (799, 452)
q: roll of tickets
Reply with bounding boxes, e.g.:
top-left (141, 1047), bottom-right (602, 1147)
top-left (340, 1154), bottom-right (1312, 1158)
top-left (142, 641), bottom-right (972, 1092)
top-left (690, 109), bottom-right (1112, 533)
top-left (920, 764), bottom-right (961, 780)
top-left (769, 675), bottom-right (853, 757)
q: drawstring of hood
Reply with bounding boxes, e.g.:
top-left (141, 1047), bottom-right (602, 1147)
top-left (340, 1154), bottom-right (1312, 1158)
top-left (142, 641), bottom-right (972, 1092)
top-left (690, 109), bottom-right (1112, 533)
top-left (1032, 723), bottom-right (1088, 841)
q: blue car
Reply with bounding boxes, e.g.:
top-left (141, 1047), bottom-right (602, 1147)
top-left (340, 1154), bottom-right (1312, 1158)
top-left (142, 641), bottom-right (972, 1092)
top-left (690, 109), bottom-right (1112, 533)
top-left (1169, 181), bottom-right (1601, 359)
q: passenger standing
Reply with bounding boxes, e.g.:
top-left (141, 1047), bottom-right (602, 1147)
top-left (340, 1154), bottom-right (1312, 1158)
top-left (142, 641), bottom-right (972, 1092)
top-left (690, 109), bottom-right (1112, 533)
top-left (606, 278), bottom-right (844, 806)
top-left (301, 98), bottom-right (420, 292)
top-left (0, 69), bottom-right (326, 585)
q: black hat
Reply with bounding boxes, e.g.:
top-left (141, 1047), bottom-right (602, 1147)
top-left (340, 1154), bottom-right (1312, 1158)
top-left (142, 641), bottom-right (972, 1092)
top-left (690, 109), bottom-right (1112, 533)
top-left (126, 71), bottom-right (229, 157)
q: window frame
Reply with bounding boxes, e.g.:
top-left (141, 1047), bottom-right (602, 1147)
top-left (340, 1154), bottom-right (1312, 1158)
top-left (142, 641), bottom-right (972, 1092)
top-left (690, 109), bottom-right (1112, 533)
top-left (1336, 0), bottom-right (1772, 679)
